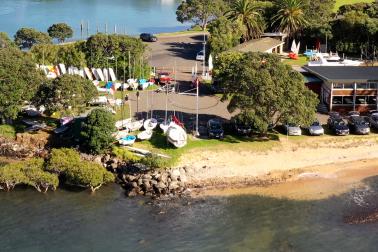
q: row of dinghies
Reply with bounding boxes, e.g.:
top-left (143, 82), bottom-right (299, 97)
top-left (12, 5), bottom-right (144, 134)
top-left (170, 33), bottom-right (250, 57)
top-left (38, 63), bottom-right (118, 82)
top-left (114, 117), bottom-right (187, 148)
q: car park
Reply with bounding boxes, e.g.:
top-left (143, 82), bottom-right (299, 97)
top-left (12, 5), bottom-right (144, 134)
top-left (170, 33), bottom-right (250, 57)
top-left (327, 115), bottom-right (349, 136)
top-left (196, 50), bottom-right (205, 61)
top-left (139, 33), bottom-right (157, 42)
top-left (347, 111), bottom-right (370, 134)
top-left (308, 121), bottom-right (324, 136)
top-left (284, 123), bottom-right (302, 136)
top-left (207, 119), bottom-right (224, 139)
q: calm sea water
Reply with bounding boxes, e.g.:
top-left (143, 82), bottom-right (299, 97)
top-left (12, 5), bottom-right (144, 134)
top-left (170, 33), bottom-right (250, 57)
top-left (0, 0), bottom-right (187, 39)
top-left (1, 182), bottom-right (378, 252)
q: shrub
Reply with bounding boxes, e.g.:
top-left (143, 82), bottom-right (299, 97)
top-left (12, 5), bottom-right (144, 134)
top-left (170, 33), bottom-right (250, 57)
top-left (65, 161), bottom-right (114, 192)
top-left (140, 154), bottom-right (169, 169)
top-left (45, 148), bottom-right (81, 175)
top-left (0, 124), bottom-right (16, 139)
top-left (112, 147), bottom-right (141, 163)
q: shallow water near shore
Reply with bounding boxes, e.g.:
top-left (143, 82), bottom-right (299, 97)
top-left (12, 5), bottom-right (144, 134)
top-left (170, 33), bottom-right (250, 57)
top-left (1, 180), bottom-right (378, 251)
top-left (1, 0), bottom-right (187, 39)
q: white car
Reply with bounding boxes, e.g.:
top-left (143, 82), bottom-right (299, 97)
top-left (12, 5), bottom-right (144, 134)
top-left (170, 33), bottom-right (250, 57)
top-left (308, 121), bottom-right (324, 136)
top-left (285, 123), bottom-right (302, 136)
top-left (196, 50), bottom-right (205, 61)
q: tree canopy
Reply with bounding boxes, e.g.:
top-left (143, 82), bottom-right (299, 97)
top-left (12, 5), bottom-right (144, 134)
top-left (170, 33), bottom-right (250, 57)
top-left (85, 33), bottom-right (148, 80)
top-left (0, 159), bottom-right (59, 192)
top-left (225, 0), bottom-right (265, 41)
top-left (33, 74), bottom-right (97, 115)
top-left (80, 109), bottom-right (116, 154)
top-left (214, 51), bottom-right (318, 134)
top-left (0, 47), bottom-right (45, 121)
top-left (272, 0), bottom-right (308, 38)
top-left (47, 23), bottom-right (74, 43)
top-left (176, 0), bottom-right (226, 30)
top-left (14, 28), bottom-right (51, 49)
top-left (0, 32), bottom-right (16, 48)
top-left (208, 16), bottom-right (244, 55)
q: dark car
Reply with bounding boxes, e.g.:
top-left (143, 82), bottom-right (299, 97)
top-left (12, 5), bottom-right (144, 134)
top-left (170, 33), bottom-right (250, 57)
top-left (368, 111), bottom-right (378, 130)
top-left (140, 33), bottom-right (157, 42)
top-left (207, 119), bottom-right (224, 139)
top-left (232, 117), bottom-right (252, 136)
top-left (327, 115), bottom-right (349, 136)
top-left (347, 113), bottom-right (370, 135)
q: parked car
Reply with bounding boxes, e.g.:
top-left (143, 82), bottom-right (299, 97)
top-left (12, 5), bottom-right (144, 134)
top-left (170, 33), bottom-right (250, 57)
top-left (155, 72), bottom-right (173, 85)
top-left (284, 123), bottom-right (302, 136)
top-left (207, 119), bottom-right (224, 139)
top-left (139, 33), bottom-right (157, 42)
top-left (327, 116), bottom-right (349, 135)
top-left (196, 50), bottom-right (205, 61)
top-left (368, 111), bottom-right (378, 130)
top-left (347, 113), bottom-right (370, 135)
top-left (232, 117), bottom-right (252, 136)
top-left (308, 121), bottom-right (324, 136)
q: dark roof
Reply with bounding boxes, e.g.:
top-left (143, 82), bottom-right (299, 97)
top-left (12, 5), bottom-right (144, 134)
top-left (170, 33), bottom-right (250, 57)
top-left (232, 37), bottom-right (284, 53)
top-left (302, 66), bottom-right (378, 82)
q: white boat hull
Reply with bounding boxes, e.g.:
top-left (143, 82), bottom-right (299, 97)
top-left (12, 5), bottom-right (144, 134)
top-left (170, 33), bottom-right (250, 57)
top-left (137, 130), bottom-right (153, 140)
top-left (167, 123), bottom-right (187, 148)
top-left (144, 118), bottom-right (158, 131)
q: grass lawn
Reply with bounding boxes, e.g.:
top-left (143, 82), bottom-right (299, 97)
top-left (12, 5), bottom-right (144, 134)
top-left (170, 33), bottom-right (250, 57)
top-left (156, 27), bottom-right (206, 37)
top-left (113, 104), bottom-right (130, 121)
top-left (0, 124), bottom-right (16, 139)
top-left (131, 131), bottom-right (280, 167)
top-left (334, 0), bottom-right (374, 11)
top-left (283, 55), bottom-right (308, 66)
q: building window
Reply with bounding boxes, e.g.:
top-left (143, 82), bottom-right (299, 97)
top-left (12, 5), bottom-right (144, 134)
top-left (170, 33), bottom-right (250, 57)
top-left (343, 83), bottom-right (354, 89)
top-left (333, 83), bottom-right (343, 89)
top-left (357, 83), bottom-right (368, 89)
top-left (368, 82), bottom-right (378, 89)
top-left (343, 96), bottom-right (354, 105)
top-left (356, 96), bottom-right (367, 104)
top-left (332, 96), bottom-right (343, 104)
top-left (367, 96), bottom-right (377, 104)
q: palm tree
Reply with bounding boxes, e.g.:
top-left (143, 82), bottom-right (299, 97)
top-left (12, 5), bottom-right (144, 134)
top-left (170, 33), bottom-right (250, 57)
top-left (226, 0), bottom-right (265, 42)
top-left (272, 0), bottom-right (308, 38)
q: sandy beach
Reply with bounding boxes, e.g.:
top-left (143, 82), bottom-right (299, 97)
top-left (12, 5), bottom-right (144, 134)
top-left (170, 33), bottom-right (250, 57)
top-left (178, 136), bottom-right (378, 200)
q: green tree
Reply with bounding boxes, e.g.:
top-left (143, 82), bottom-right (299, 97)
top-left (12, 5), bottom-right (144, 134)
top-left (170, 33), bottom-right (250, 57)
top-left (214, 51), bottom-right (318, 134)
top-left (208, 16), bottom-right (244, 55)
top-left (65, 161), bottom-right (114, 192)
top-left (226, 0), bottom-right (265, 41)
top-left (85, 34), bottom-right (147, 79)
top-left (0, 47), bottom-right (45, 121)
top-left (0, 163), bottom-right (26, 191)
top-left (14, 28), bottom-right (51, 49)
top-left (272, 0), bottom-right (308, 38)
top-left (30, 44), bottom-right (60, 65)
top-left (33, 74), bottom-right (97, 114)
top-left (0, 32), bottom-right (16, 48)
top-left (80, 109), bottom-right (116, 154)
top-left (176, 0), bottom-right (225, 30)
top-left (46, 148), bottom-right (82, 175)
top-left (57, 43), bottom-right (86, 67)
top-left (20, 158), bottom-right (59, 193)
top-left (47, 23), bottom-right (74, 43)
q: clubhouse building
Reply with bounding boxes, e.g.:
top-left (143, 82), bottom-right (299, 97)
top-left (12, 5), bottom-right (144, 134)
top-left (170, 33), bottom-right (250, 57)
top-left (302, 66), bottom-right (378, 113)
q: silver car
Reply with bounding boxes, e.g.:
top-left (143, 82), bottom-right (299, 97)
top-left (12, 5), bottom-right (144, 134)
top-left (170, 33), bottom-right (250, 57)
top-left (308, 121), bottom-right (324, 136)
top-left (285, 123), bottom-right (302, 136)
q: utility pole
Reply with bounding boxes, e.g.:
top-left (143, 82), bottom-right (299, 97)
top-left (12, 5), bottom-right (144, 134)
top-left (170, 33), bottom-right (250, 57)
top-left (195, 77), bottom-right (200, 136)
top-left (202, 33), bottom-right (206, 76)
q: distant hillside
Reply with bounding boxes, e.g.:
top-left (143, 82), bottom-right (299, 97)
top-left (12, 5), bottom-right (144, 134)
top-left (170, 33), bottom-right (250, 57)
top-left (334, 0), bottom-right (375, 11)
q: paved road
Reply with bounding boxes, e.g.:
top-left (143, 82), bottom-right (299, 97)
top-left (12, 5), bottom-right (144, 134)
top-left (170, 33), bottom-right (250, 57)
top-left (132, 33), bottom-right (234, 132)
